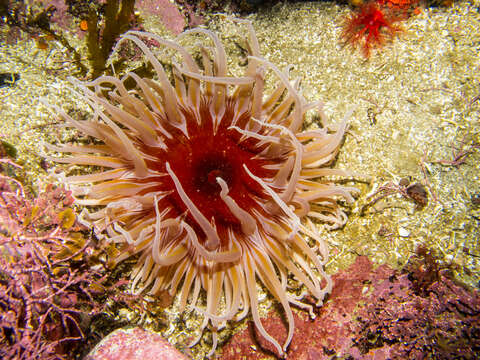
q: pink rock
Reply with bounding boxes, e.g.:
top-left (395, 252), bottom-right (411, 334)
top-left (220, 256), bottom-right (394, 360)
top-left (86, 327), bottom-right (189, 360)
top-left (136, 0), bottom-right (186, 34)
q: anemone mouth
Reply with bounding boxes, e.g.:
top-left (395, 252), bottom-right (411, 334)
top-left (194, 154), bottom-right (235, 195)
top-left (45, 21), bottom-right (359, 358)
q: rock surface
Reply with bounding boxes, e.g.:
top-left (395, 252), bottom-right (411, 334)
top-left (136, 0), bottom-right (186, 34)
top-left (86, 327), bottom-right (189, 360)
top-left (220, 255), bottom-right (480, 359)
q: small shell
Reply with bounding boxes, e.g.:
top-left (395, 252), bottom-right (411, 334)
top-left (398, 227), bottom-right (410, 237)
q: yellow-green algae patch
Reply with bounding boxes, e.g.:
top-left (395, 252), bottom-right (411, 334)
top-left (204, 0), bottom-right (480, 285)
top-left (1, 1), bottom-right (479, 359)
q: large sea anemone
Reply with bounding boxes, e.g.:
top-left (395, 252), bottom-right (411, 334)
top-left (45, 20), bottom-right (358, 357)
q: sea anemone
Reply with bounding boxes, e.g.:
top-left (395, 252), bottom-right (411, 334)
top-left (45, 20), bottom-right (358, 357)
top-left (341, 2), bottom-right (402, 58)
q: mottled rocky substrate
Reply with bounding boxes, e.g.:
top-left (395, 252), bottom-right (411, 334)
top-left (220, 256), bottom-right (480, 360)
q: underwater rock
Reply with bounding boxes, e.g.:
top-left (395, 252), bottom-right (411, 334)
top-left (85, 327), bottom-right (189, 360)
top-left (220, 255), bottom-right (480, 359)
top-left (220, 256), bottom-right (386, 359)
top-left (136, 0), bottom-right (186, 34)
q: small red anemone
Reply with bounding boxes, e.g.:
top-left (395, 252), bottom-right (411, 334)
top-left (341, 2), bottom-right (402, 58)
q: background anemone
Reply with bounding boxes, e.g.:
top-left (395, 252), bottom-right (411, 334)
top-left (341, 2), bottom-right (403, 58)
top-left (44, 20), bottom-right (358, 357)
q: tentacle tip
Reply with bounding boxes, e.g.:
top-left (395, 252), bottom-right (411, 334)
top-left (205, 238), bottom-right (219, 251)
